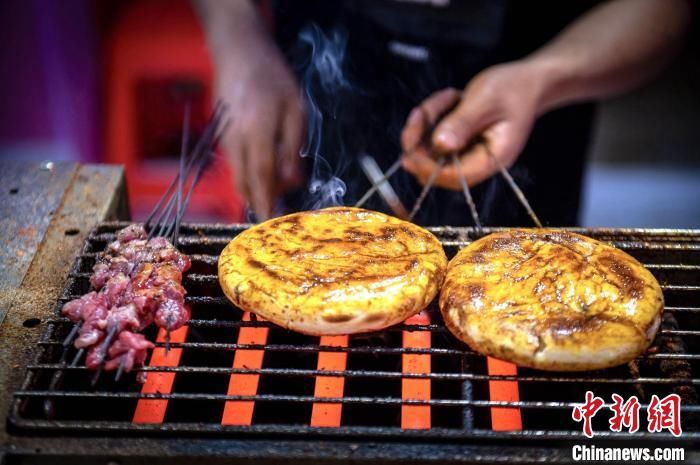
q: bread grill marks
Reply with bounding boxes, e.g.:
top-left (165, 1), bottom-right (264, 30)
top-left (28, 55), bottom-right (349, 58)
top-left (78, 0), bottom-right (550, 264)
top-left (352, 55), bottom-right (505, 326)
top-left (440, 229), bottom-right (665, 371)
top-left (218, 207), bottom-right (448, 335)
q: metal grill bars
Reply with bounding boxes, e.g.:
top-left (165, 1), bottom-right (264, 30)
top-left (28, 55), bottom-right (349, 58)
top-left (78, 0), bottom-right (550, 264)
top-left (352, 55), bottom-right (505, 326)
top-left (9, 223), bottom-right (700, 441)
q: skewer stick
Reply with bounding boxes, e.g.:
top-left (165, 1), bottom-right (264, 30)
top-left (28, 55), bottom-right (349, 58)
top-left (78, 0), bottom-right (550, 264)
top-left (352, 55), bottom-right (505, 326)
top-left (70, 348), bottom-right (85, 367)
top-left (148, 102), bottom-right (226, 239)
top-left (451, 153), bottom-right (483, 235)
top-left (91, 324), bottom-right (119, 386)
top-left (173, 105), bottom-right (190, 246)
top-left (145, 101), bottom-right (225, 233)
top-left (164, 319), bottom-right (172, 355)
top-left (482, 144), bottom-right (542, 228)
top-left (91, 363), bottom-right (104, 387)
top-left (63, 322), bottom-right (82, 347)
top-left (354, 158), bottom-right (402, 208)
top-left (408, 157), bottom-right (445, 221)
top-left (115, 355), bottom-right (127, 382)
top-left (95, 325), bottom-right (118, 366)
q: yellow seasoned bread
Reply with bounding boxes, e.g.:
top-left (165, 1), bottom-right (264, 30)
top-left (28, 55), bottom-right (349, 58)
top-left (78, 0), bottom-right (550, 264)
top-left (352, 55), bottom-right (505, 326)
top-left (219, 207), bottom-right (447, 335)
top-left (440, 229), bottom-right (664, 371)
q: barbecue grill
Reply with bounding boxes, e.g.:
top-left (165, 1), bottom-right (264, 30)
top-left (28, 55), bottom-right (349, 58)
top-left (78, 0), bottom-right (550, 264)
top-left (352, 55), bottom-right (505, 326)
top-left (4, 216), bottom-right (699, 463)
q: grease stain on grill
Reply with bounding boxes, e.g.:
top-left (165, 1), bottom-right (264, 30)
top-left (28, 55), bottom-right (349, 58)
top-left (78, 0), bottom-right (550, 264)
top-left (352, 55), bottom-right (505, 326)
top-left (22, 318), bottom-right (41, 328)
top-left (10, 223), bottom-right (700, 440)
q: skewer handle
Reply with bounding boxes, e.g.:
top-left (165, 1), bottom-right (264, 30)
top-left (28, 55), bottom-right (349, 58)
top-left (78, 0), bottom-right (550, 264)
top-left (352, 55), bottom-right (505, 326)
top-left (408, 157), bottom-right (445, 221)
top-left (482, 144), bottom-right (543, 228)
top-left (451, 154), bottom-right (483, 235)
top-left (354, 158), bottom-right (403, 209)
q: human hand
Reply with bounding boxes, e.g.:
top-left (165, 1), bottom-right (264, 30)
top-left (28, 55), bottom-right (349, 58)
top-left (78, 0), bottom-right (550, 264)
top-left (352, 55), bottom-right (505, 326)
top-left (215, 39), bottom-right (305, 220)
top-left (400, 62), bottom-right (543, 189)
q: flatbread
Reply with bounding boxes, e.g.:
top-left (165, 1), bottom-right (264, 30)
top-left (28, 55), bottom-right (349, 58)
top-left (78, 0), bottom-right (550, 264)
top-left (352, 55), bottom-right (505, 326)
top-left (440, 229), bottom-right (664, 371)
top-left (219, 207), bottom-right (447, 335)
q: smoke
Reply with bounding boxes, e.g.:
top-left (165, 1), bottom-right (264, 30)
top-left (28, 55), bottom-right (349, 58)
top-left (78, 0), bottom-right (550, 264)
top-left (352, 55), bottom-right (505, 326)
top-left (296, 23), bottom-right (350, 210)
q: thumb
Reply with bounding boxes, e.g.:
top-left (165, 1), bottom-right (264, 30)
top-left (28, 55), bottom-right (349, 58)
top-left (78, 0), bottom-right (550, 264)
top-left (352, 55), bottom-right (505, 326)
top-left (431, 97), bottom-right (494, 154)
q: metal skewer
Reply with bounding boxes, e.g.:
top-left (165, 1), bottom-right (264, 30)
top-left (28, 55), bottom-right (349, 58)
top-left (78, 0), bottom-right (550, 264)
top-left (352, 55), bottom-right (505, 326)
top-left (91, 325), bottom-right (118, 386)
top-left (482, 144), bottom-right (543, 228)
top-left (358, 155), bottom-right (408, 219)
top-left (354, 158), bottom-right (402, 209)
top-left (115, 355), bottom-right (127, 382)
top-left (451, 153), bottom-right (483, 235)
top-left (165, 318), bottom-right (172, 354)
top-left (70, 348), bottom-right (85, 367)
top-left (63, 321), bottom-right (82, 347)
top-left (408, 157), bottom-right (445, 221)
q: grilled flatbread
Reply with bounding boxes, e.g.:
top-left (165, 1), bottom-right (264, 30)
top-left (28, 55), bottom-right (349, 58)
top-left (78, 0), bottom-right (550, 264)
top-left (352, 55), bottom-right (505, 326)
top-left (219, 207), bottom-right (447, 335)
top-left (440, 230), bottom-right (664, 371)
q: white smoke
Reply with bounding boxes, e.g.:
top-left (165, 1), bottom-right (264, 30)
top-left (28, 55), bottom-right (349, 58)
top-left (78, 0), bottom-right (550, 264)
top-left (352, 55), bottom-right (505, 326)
top-left (297, 24), bottom-right (349, 210)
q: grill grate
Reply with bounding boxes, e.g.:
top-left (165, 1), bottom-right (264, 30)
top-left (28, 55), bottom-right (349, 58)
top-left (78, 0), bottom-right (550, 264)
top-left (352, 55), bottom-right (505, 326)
top-left (9, 223), bottom-right (700, 441)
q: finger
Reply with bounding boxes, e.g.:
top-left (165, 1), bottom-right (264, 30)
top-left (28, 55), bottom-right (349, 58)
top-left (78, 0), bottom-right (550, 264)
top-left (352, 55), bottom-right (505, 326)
top-left (482, 119), bottom-right (532, 170)
top-left (401, 88), bottom-right (461, 152)
top-left (245, 119), bottom-right (277, 221)
top-left (223, 127), bottom-right (251, 204)
top-left (402, 144), bottom-right (497, 190)
top-left (402, 147), bottom-right (461, 190)
top-left (432, 90), bottom-right (495, 154)
top-left (431, 122), bottom-right (527, 190)
top-left (278, 98), bottom-right (305, 189)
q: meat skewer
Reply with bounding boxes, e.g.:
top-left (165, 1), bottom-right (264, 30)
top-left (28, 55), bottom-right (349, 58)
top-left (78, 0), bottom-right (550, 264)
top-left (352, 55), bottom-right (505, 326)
top-left (59, 103), bottom-right (227, 384)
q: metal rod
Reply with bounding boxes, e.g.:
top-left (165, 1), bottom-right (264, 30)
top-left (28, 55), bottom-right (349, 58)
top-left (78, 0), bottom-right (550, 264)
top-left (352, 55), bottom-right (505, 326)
top-left (94, 325), bottom-right (118, 367)
top-left (482, 144), bottom-right (542, 228)
top-left (354, 158), bottom-right (402, 208)
top-left (62, 322), bottom-right (82, 347)
top-left (147, 101), bottom-right (225, 239)
top-left (145, 100), bottom-right (224, 230)
top-left (173, 105), bottom-right (190, 246)
top-left (408, 157), bottom-right (445, 221)
top-left (451, 153), bottom-right (482, 235)
top-left (358, 155), bottom-right (408, 219)
top-left (165, 318), bottom-right (172, 354)
top-left (70, 348), bottom-right (85, 367)
top-left (91, 363), bottom-right (104, 387)
top-left (115, 355), bottom-right (126, 382)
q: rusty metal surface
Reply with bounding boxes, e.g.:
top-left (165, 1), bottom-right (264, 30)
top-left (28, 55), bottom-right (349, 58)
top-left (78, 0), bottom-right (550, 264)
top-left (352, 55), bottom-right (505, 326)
top-left (0, 161), bottom-right (77, 290)
top-left (0, 163), bottom-right (127, 463)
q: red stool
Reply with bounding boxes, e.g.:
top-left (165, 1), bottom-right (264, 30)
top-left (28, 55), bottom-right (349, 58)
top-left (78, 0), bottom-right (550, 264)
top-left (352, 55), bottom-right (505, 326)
top-left (104, 0), bottom-right (244, 221)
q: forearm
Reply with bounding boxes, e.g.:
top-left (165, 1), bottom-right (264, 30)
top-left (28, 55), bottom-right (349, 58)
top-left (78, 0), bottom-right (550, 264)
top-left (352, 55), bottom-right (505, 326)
top-left (193, 0), bottom-right (275, 66)
top-left (523, 0), bottom-right (691, 113)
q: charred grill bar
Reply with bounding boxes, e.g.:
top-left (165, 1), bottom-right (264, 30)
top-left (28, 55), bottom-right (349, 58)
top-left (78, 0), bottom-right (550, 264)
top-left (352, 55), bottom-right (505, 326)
top-left (8, 223), bottom-right (700, 456)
